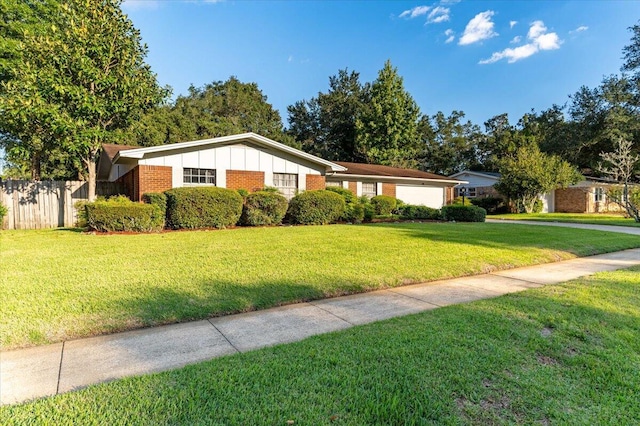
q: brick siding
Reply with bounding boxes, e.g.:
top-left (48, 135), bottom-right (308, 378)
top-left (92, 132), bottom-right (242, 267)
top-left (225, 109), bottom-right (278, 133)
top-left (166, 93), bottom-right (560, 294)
top-left (445, 187), bottom-right (455, 205)
top-left (348, 181), bottom-right (357, 195)
top-left (116, 165), bottom-right (173, 201)
top-left (305, 174), bottom-right (326, 191)
top-left (381, 183), bottom-right (396, 198)
top-left (226, 170), bottom-right (265, 192)
top-left (555, 188), bottom-right (588, 213)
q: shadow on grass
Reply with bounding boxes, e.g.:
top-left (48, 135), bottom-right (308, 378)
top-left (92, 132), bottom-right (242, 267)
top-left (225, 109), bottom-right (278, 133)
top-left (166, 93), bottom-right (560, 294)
top-left (367, 221), bottom-right (640, 255)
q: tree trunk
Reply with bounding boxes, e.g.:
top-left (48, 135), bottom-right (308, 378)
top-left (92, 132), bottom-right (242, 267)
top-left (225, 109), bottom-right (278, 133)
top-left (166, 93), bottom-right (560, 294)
top-left (85, 156), bottom-right (97, 201)
top-left (31, 151), bottom-right (41, 181)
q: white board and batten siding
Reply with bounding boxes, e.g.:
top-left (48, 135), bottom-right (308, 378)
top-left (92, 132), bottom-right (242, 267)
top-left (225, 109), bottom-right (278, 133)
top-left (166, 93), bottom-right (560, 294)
top-left (130, 143), bottom-right (324, 190)
top-left (396, 185), bottom-right (446, 209)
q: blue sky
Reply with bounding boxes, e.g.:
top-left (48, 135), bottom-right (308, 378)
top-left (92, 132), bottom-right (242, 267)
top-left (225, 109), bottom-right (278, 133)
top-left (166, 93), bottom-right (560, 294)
top-left (122, 0), bottom-right (640, 128)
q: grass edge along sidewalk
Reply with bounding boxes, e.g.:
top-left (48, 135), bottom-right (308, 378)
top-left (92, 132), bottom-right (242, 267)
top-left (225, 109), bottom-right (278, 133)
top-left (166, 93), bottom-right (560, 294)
top-left (2, 222), bottom-right (640, 350)
top-left (1, 264), bottom-right (639, 424)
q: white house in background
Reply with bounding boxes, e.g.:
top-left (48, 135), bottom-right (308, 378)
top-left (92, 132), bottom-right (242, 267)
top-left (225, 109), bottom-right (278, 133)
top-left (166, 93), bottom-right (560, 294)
top-left (448, 170), bottom-right (501, 198)
top-left (97, 132), bottom-right (464, 207)
top-left (328, 162), bottom-right (464, 209)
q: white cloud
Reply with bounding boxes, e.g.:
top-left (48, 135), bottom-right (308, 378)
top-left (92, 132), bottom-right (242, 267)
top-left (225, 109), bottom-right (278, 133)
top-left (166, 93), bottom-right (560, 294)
top-left (400, 5), bottom-right (431, 19)
top-left (510, 35), bottom-right (522, 44)
top-left (288, 55), bottom-right (294, 63)
top-left (480, 20), bottom-right (561, 64)
top-left (459, 11), bottom-right (498, 45)
top-left (445, 29), bottom-right (455, 43)
top-left (439, 0), bottom-right (461, 4)
top-left (427, 6), bottom-right (450, 24)
top-left (509, 20), bottom-right (518, 29)
top-left (570, 25), bottom-right (589, 34)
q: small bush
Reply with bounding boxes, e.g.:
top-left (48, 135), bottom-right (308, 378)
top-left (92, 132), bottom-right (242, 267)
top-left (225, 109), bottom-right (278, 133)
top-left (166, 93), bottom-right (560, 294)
top-left (470, 197), bottom-right (504, 215)
top-left (142, 192), bottom-right (168, 228)
top-left (532, 198), bottom-right (544, 213)
top-left (236, 189), bottom-right (250, 198)
top-left (86, 199), bottom-right (163, 232)
top-left (452, 196), bottom-right (473, 206)
top-left (286, 190), bottom-right (345, 225)
top-left (241, 191), bottom-right (288, 226)
top-left (165, 187), bottom-right (243, 229)
top-left (397, 204), bottom-right (442, 220)
top-left (442, 205), bottom-right (486, 222)
top-left (363, 202), bottom-right (375, 222)
top-left (371, 195), bottom-right (397, 215)
top-left (326, 186), bottom-right (364, 223)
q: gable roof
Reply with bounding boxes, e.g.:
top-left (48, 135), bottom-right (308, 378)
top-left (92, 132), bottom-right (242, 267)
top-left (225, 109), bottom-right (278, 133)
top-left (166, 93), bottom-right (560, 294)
top-left (331, 162), bottom-right (463, 184)
top-left (449, 170), bottom-right (501, 180)
top-left (111, 133), bottom-right (347, 172)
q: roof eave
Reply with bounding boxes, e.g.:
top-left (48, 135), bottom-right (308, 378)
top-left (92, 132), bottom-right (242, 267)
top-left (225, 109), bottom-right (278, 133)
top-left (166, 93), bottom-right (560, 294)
top-left (329, 173), bottom-right (466, 185)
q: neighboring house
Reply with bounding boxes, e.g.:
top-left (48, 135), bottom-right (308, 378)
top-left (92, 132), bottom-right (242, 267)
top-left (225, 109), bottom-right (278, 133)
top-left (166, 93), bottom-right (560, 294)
top-left (448, 171), bottom-right (501, 199)
top-left (98, 133), bottom-right (463, 208)
top-left (448, 170), bottom-right (622, 213)
top-left (327, 162), bottom-right (463, 208)
top-left (555, 177), bottom-right (623, 213)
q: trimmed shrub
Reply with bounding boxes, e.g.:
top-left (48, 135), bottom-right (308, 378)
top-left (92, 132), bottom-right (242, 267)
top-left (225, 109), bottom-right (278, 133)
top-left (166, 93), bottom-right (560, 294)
top-left (165, 187), bottom-right (243, 229)
top-left (326, 186), bottom-right (357, 204)
top-left (326, 186), bottom-right (364, 223)
top-left (532, 198), bottom-right (544, 213)
top-left (286, 190), bottom-right (345, 225)
top-left (236, 189), bottom-right (250, 198)
top-left (371, 195), bottom-right (397, 215)
top-left (142, 192), bottom-right (168, 228)
top-left (240, 191), bottom-right (288, 226)
top-left (363, 202), bottom-right (375, 222)
top-left (470, 197), bottom-right (504, 215)
top-left (86, 199), bottom-right (163, 232)
top-left (397, 204), bottom-right (442, 220)
top-left (441, 205), bottom-right (486, 222)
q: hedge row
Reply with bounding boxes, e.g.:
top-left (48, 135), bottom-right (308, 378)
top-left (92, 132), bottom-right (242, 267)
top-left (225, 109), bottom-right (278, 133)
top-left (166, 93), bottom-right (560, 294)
top-left (85, 197), bottom-right (164, 232)
top-left (84, 188), bottom-right (487, 232)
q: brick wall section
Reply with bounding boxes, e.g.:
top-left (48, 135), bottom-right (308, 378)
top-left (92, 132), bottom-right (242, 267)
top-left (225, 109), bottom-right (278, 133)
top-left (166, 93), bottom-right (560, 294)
top-left (306, 174), bottom-right (326, 191)
top-left (445, 187), bottom-right (455, 205)
top-left (115, 167), bottom-right (138, 201)
top-left (226, 170), bottom-right (265, 192)
top-left (348, 181), bottom-right (357, 195)
top-left (555, 188), bottom-right (588, 213)
top-left (138, 165), bottom-right (173, 201)
top-left (382, 183), bottom-right (396, 198)
top-left (116, 165), bottom-right (173, 201)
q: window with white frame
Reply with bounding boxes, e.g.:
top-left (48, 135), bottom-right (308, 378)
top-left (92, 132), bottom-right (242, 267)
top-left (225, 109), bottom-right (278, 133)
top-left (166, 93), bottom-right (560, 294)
top-left (361, 182), bottom-right (377, 198)
top-left (273, 173), bottom-right (298, 199)
top-left (456, 187), bottom-right (476, 197)
top-left (325, 181), bottom-right (341, 187)
top-left (183, 168), bottom-right (216, 185)
top-left (594, 187), bottom-right (605, 203)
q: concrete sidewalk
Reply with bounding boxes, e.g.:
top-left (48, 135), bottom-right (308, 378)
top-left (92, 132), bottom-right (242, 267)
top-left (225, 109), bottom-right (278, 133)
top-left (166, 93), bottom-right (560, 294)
top-left (2, 247), bottom-right (639, 406)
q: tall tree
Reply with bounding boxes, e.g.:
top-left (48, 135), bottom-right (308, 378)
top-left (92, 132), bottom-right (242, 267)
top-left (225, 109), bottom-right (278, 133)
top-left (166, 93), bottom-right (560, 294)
top-left (419, 111), bottom-right (482, 175)
top-left (355, 60), bottom-right (421, 168)
top-left (287, 69), bottom-right (367, 161)
top-left (125, 77), bottom-right (296, 148)
top-left (1, 0), bottom-right (167, 199)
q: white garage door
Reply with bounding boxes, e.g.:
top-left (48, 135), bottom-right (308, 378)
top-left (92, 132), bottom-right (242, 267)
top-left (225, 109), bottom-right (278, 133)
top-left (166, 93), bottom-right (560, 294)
top-left (396, 185), bottom-right (444, 208)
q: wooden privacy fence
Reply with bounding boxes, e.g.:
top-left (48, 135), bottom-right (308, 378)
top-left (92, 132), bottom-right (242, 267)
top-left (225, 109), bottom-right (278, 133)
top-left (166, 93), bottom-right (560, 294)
top-left (1, 180), bottom-right (123, 230)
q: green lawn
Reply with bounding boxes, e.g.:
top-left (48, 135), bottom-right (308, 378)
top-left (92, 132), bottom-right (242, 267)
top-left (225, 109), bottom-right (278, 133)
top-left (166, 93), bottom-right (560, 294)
top-left (2, 222), bottom-right (640, 350)
top-left (2, 266), bottom-right (639, 425)
top-left (492, 212), bottom-right (640, 227)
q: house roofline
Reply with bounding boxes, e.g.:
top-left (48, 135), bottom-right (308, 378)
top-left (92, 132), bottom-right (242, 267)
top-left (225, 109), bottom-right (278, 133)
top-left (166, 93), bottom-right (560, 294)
top-left (328, 173), bottom-right (466, 185)
top-left (449, 170), bottom-right (500, 180)
top-left (113, 132), bottom-right (347, 172)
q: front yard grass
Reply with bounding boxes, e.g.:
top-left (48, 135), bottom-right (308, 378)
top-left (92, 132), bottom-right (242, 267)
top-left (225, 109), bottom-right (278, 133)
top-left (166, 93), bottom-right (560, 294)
top-left (492, 212), bottom-right (640, 227)
top-left (2, 266), bottom-right (639, 424)
top-left (2, 222), bottom-right (640, 349)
